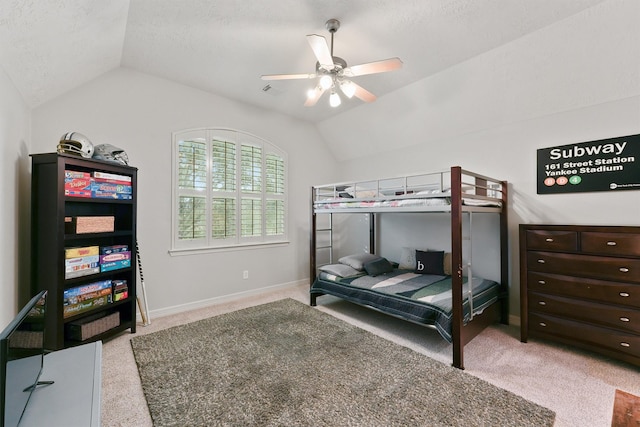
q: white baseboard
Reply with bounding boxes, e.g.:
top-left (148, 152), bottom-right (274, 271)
top-left (135, 279), bottom-right (309, 323)
top-left (509, 314), bottom-right (521, 327)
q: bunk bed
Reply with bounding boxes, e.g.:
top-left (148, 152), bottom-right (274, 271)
top-left (309, 166), bottom-right (508, 369)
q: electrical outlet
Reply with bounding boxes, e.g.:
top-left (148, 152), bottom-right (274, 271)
top-left (243, 270), bottom-right (249, 279)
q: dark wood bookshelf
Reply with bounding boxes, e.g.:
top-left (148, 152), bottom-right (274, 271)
top-left (31, 152), bottom-right (138, 350)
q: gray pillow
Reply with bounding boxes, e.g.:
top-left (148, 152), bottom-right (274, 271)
top-left (364, 257), bottom-right (394, 276)
top-left (338, 253), bottom-right (383, 271)
top-left (318, 263), bottom-right (361, 277)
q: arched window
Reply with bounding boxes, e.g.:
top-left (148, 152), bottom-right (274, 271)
top-left (171, 128), bottom-right (287, 252)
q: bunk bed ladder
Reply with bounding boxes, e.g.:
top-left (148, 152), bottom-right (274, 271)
top-left (310, 185), bottom-right (335, 284)
top-left (316, 214), bottom-right (334, 263)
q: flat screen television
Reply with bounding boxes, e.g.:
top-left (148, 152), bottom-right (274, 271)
top-left (0, 290), bottom-right (48, 427)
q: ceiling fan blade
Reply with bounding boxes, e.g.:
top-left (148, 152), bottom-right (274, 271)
top-left (261, 73), bottom-right (316, 81)
top-left (307, 34), bottom-right (334, 69)
top-left (304, 85), bottom-right (327, 107)
top-left (345, 57), bottom-right (403, 77)
top-left (351, 82), bottom-right (377, 103)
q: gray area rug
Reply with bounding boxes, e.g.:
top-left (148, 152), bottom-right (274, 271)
top-left (130, 298), bottom-right (555, 426)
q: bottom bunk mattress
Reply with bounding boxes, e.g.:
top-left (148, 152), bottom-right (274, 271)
top-left (310, 268), bottom-right (501, 343)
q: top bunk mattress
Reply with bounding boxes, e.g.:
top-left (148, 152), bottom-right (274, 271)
top-left (312, 168), bottom-right (504, 213)
top-left (311, 268), bottom-right (501, 343)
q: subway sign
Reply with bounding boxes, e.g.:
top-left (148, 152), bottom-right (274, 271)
top-left (537, 133), bottom-right (640, 194)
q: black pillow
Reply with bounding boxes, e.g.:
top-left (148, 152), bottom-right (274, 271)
top-left (364, 257), bottom-right (394, 276)
top-left (414, 250), bottom-right (445, 275)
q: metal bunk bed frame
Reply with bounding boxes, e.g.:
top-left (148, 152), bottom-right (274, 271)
top-left (309, 166), bottom-right (508, 369)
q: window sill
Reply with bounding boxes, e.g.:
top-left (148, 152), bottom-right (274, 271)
top-left (169, 240), bottom-right (290, 256)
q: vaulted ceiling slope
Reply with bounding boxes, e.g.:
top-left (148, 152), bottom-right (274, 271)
top-left (0, 0), bottom-right (608, 123)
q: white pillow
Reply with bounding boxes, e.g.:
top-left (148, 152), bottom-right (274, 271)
top-left (344, 187), bottom-right (379, 199)
top-left (318, 264), bottom-right (361, 277)
top-left (338, 253), bottom-right (383, 271)
top-left (398, 247), bottom-right (425, 270)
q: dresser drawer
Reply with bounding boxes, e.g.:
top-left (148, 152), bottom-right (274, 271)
top-left (525, 230), bottom-right (577, 251)
top-left (527, 251), bottom-right (640, 283)
top-left (527, 272), bottom-right (640, 307)
top-left (529, 291), bottom-right (640, 334)
top-left (529, 312), bottom-right (640, 358)
top-left (581, 232), bottom-right (640, 257)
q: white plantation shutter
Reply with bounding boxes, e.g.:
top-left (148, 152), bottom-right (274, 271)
top-left (211, 197), bottom-right (236, 239)
top-left (266, 154), bottom-right (284, 194)
top-left (241, 198), bottom-right (262, 237)
top-left (177, 138), bottom-right (207, 241)
top-left (172, 128), bottom-right (287, 251)
top-left (212, 140), bottom-right (236, 192)
top-left (265, 199), bottom-right (284, 235)
top-left (265, 153), bottom-right (285, 236)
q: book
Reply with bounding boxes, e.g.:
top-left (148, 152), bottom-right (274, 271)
top-left (64, 171), bottom-right (92, 198)
top-left (93, 176), bottom-right (132, 186)
top-left (90, 181), bottom-right (132, 194)
top-left (64, 267), bottom-right (100, 279)
top-left (64, 287), bottom-right (112, 306)
top-left (92, 171), bottom-right (131, 182)
top-left (100, 244), bottom-right (129, 255)
top-left (100, 259), bottom-right (131, 272)
top-left (91, 190), bottom-right (133, 200)
top-left (63, 280), bottom-right (113, 300)
top-left (65, 245), bottom-right (100, 259)
top-left (112, 278), bottom-right (129, 302)
top-left (99, 251), bottom-right (131, 264)
top-left (63, 295), bottom-right (110, 318)
top-left (65, 255), bottom-right (100, 272)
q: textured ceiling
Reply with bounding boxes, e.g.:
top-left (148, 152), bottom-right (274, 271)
top-left (0, 0), bottom-right (608, 123)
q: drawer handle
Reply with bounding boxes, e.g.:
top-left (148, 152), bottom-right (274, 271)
top-left (538, 301), bottom-right (546, 306)
top-left (620, 292), bottom-right (630, 297)
top-left (545, 238), bottom-right (554, 242)
top-left (620, 317), bottom-right (630, 322)
top-left (539, 322), bottom-right (547, 327)
top-left (537, 259), bottom-right (545, 264)
top-left (538, 280), bottom-right (546, 285)
top-left (619, 267), bottom-right (629, 273)
top-left (607, 241), bottom-right (617, 246)
top-left (620, 342), bottom-right (630, 348)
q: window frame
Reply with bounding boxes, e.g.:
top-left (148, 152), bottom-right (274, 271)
top-left (171, 128), bottom-right (288, 254)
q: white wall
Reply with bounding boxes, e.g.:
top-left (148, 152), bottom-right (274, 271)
top-left (6, 0), bottom-right (640, 326)
top-left (316, 0), bottom-right (640, 321)
top-left (31, 68), bottom-right (338, 317)
top-left (0, 66), bottom-right (31, 326)
top-left (318, 0), bottom-right (639, 163)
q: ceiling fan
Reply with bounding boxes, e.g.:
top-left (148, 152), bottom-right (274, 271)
top-left (261, 19), bottom-right (403, 107)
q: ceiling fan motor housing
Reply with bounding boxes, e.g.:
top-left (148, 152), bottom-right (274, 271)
top-left (325, 19), bottom-right (340, 33)
top-left (316, 56), bottom-right (347, 74)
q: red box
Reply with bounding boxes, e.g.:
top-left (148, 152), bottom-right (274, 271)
top-left (65, 171), bottom-right (92, 198)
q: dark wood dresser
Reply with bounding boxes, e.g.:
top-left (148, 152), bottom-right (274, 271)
top-left (520, 224), bottom-right (640, 366)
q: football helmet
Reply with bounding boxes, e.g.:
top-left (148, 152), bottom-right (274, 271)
top-left (57, 132), bottom-right (94, 158)
top-left (92, 144), bottom-right (130, 165)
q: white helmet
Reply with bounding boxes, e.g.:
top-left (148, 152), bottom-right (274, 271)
top-left (92, 144), bottom-right (130, 165)
top-left (58, 132), bottom-right (94, 158)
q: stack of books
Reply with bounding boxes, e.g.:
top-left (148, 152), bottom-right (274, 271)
top-left (64, 169), bottom-right (132, 199)
top-left (99, 244), bottom-right (131, 272)
top-left (91, 171), bottom-right (132, 199)
top-left (65, 246), bottom-right (100, 279)
top-left (63, 279), bottom-right (129, 318)
top-left (63, 280), bottom-right (113, 318)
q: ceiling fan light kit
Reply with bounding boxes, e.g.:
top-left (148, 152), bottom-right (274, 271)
top-left (261, 18), bottom-right (402, 108)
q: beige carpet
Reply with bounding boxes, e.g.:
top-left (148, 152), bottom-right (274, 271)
top-left (130, 299), bottom-right (554, 426)
top-left (101, 284), bottom-right (640, 427)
